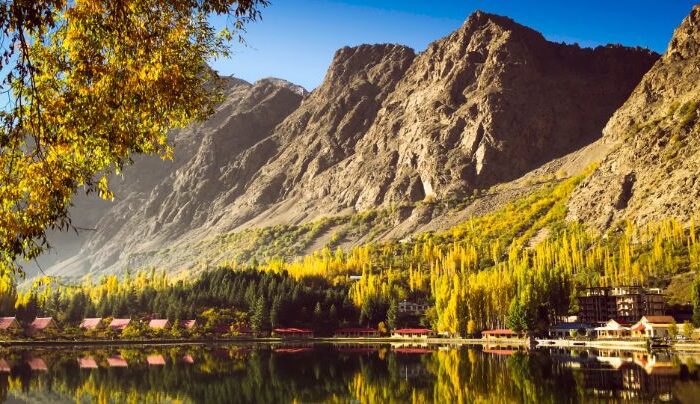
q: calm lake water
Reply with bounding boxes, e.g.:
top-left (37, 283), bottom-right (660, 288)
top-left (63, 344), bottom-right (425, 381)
top-left (0, 343), bottom-right (699, 403)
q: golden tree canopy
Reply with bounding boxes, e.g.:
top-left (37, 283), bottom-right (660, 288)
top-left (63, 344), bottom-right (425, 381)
top-left (0, 0), bottom-right (267, 276)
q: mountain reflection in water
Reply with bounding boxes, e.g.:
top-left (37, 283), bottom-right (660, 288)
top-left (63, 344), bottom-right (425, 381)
top-left (0, 344), bottom-right (698, 403)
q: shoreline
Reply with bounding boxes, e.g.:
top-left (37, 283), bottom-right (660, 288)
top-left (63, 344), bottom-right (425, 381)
top-left (2, 337), bottom-right (700, 352)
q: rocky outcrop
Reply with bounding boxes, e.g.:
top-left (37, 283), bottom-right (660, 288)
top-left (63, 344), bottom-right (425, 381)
top-left (567, 5), bottom-right (700, 229)
top-left (42, 11), bottom-right (659, 277)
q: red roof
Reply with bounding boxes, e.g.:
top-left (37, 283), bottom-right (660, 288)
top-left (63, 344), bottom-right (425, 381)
top-left (78, 357), bottom-right (98, 369)
top-left (181, 320), bottom-right (196, 329)
top-left (483, 349), bottom-right (518, 356)
top-left (274, 348), bottom-right (313, 353)
top-left (182, 354), bottom-right (195, 364)
top-left (107, 356), bottom-right (128, 367)
top-left (147, 355), bottom-right (165, 366)
top-left (0, 317), bottom-right (19, 330)
top-left (148, 319), bottom-right (169, 329)
top-left (109, 319), bottom-right (131, 330)
top-left (334, 328), bottom-right (378, 334)
top-left (80, 318), bottom-right (103, 329)
top-left (393, 328), bottom-right (434, 334)
top-left (273, 328), bottom-right (313, 334)
top-left (642, 316), bottom-right (675, 324)
top-left (28, 317), bottom-right (55, 332)
top-left (27, 358), bottom-right (47, 371)
top-left (395, 348), bottom-right (433, 354)
top-left (482, 328), bottom-right (517, 336)
top-left (0, 359), bottom-right (10, 372)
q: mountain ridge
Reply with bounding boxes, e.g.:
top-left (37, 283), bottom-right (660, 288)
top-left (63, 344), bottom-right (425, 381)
top-left (40, 10), bottom-right (659, 278)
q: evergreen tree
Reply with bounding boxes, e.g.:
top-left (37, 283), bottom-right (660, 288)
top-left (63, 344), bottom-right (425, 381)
top-left (251, 296), bottom-right (269, 332)
top-left (386, 299), bottom-right (398, 330)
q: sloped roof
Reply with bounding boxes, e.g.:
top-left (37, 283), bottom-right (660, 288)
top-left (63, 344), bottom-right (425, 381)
top-left (109, 319), bottom-right (131, 330)
top-left (107, 356), bottom-right (128, 367)
top-left (147, 355), bottom-right (165, 366)
top-left (27, 358), bottom-right (47, 371)
top-left (0, 317), bottom-right (18, 330)
top-left (29, 317), bottom-right (55, 332)
top-left (642, 316), bottom-right (675, 324)
top-left (181, 320), bottom-right (196, 329)
top-left (79, 318), bottom-right (103, 329)
top-left (78, 357), bottom-right (98, 369)
top-left (148, 319), bottom-right (169, 329)
top-left (0, 359), bottom-right (11, 372)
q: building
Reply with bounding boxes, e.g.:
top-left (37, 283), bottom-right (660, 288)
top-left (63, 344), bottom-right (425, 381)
top-left (548, 323), bottom-right (594, 338)
top-left (398, 301), bottom-right (430, 316)
top-left (391, 328), bottom-right (436, 339)
top-left (148, 319), bottom-right (170, 330)
top-left (26, 358), bottom-right (48, 371)
top-left (27, 317), bottom-right (58, 336)
top-left (333, 327), bottom-right (380, 338)
top-left (78, 357), bottom-right (98, 369)
top-left (107, 355), bottom-right (128, 367)
top-left (272, 328), bottom-right (314, 339)
top-left (595, 319), bottom-right (631, 338)
top-left (578, 286), bottom-right (666, 324)
top-left (630, 316), bottom-right (676, 338)
top-left (147, 355), bottom-right (166, 366)
top-left (79, 318), bottom-right (104, 330)
top-left (181, 320), bottom-right (196, 330)
top-left (481, 329), bottom-right (522, 340)
top-left (109, 318), bottom-right (131, 332)
top-left (0, 317), bottom-right (21, 333)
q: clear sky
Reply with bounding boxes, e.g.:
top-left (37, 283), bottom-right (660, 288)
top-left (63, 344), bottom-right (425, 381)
top-left (210, 0), bottom-right (698, 90)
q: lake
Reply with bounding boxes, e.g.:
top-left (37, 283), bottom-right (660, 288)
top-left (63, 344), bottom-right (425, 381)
top-left (0, 343), bottom-right (698, 403)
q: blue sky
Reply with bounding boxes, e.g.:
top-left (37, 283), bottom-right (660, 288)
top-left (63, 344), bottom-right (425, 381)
top-left (211, 0), bottom-right (697, 90)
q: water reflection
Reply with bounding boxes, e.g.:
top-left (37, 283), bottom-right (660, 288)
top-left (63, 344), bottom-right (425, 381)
top-left (0, 344), bottom-right (697, 403)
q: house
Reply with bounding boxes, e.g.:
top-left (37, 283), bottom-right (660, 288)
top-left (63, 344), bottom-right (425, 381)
top-left (148, 319), bottom-right (170, 330)
top-left (26, 358), bottom-right (48, 371)
top-left (391, 328), bottom-right (436, 339)
top-left (398, 301), bottom-right (430, 316)
top-left (548, 322), bottom-right (594, 338)
top-left (333, 327), bottom-right (380, 338)
top-left (595, 319), bottom-right (631, 338)
top-left (0, 359), bottom-right (10, 372)
top-left (272, 328), bottom-right (314, 339)
top-left (78, 357), bottom-right (98, 369)
top-left (630, 316), bottom-right (676, 338)
top-left (181, 320), bottom-right (196, 330)
top-left (0, 317), bottom-right (21, 333)
top-left (107, 355), bottom-right (128, 367)
top-left (481, 329), bottom-right (522, 340)
top-left (79, 318), bottom-right (104, 330)
top-left (27, 317), bottom-right (58, 336)
top-left (109, 318), bottom-right (131, 332)
top-left (147, 355), bottom-right (165, 366)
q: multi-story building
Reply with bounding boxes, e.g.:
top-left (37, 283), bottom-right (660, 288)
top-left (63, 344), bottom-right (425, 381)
top-left (398, 300), bottom-right (430, 316)
top-left (578, 286), bottom-right (666, 325)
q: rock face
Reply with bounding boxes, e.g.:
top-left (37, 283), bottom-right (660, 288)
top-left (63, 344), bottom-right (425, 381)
top-left (567, 5), bottom-right (700, 230)
top-left (43, 11), bottom-right (659, 276)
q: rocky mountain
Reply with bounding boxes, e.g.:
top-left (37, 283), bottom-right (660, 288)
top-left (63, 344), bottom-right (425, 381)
top-left (568, 5), bottom-right (700, 230)
top-left (42, 11), bottom-right (659, 277)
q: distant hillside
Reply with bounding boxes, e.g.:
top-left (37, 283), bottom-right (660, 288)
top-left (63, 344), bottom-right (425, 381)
top-left (568, 5), bottom-right (700, 230)
top-left (41, 11), bottom-right (657, 278)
